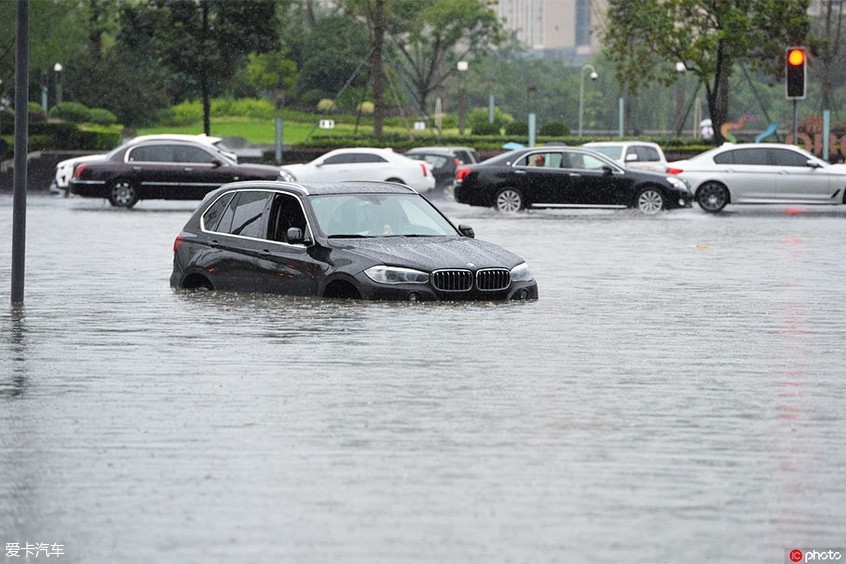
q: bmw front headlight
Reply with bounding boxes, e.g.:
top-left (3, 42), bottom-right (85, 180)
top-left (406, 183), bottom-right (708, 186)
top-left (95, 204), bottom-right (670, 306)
top-left (665, 176), bottom-right (690, 192)
top-left (365, 265), bottom-right (429, 285)
top-left (510, 262), bottom-right (534, 282)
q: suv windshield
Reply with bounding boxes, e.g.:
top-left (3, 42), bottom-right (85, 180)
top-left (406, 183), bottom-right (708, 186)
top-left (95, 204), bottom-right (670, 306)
top-left (310, 193), bottom-right (458, 238)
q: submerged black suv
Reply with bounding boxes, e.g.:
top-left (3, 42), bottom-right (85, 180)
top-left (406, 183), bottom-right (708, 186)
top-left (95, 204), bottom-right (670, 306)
top-left (170, 180), bottom-right (538, 301)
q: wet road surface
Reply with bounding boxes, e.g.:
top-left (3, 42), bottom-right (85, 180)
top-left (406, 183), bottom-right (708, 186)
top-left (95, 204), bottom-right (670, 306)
top-left (2, 195), bottom-right (845, 563)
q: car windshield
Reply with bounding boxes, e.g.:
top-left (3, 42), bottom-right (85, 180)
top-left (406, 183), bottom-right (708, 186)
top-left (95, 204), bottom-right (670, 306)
top-left (587, 146), bottom-right (623, 160)
top-left (310, 193), bottom-right (459, 238)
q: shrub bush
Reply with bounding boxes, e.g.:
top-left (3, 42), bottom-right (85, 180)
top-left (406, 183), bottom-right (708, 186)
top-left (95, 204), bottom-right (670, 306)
top-left (317, 98), bottom-right (337, 112)
top-left (357, 101), bottom-right (374, 115)
top-left (540, 120), bottom-right (569, 136)
top-left (471, 122), bottom-right (501, 136)
top-left (27, 102), bottom-right (46, 122)
top-left (49, 102), bottom-right (92, 123)
top-left (505, 121), bottom-right (529, 136)
top-left (168, 101), bottom-right (203, 126)
top-left (88, 108), bottom-right (118, 125)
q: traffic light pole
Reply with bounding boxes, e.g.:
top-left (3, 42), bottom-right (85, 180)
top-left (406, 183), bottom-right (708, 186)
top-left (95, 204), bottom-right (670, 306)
top-left (792, 100), bottom-right (798, 144)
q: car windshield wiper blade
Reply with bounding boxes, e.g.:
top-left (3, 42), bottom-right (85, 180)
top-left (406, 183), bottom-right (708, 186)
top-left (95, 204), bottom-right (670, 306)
top-left (327, 234), bottom-right (378, 238)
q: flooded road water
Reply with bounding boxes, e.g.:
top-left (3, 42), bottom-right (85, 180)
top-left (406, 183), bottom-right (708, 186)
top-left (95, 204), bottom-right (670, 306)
top-left (2, 194), bottom-right (845, 564)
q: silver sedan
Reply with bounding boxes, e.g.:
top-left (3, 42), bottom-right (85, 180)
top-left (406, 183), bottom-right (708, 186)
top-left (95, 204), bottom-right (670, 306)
top-left (667, 143), bottom-right (846, 212)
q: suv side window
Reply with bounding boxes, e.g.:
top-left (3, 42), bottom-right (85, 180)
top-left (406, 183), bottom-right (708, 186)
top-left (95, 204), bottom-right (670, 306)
top-left (202, 192), bottom-right (236, 232)
top-left (216, 191), bottom-right (272, 239)
top-left (268, 193), bottom-right (309, 243)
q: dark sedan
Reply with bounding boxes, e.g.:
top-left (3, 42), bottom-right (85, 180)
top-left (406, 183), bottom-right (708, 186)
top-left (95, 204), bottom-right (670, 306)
top-left (69, 139), bottom-right (281, 208)
top-left (405, 147), bottom-right (460, 194)
top-left (170, 181), bottom-right (538, 301)
top-left (454, 147), bottom-right (693, 214)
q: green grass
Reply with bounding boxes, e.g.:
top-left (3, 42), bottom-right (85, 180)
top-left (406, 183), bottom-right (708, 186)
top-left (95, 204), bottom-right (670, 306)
top-left (136, 116), bottom-right (405, 145)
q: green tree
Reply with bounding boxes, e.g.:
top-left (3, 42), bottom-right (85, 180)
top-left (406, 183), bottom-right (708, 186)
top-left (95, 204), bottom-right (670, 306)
top-left (131, 0), bottom-right (280, 135)
top-left (391, 0), bottom-right (504, 115)
top-left (295, 14), bottom-right (371, 106)
top-left (246, 50), bottom-right (298, 107)
top-left (601, 0), bottom-right (810, 142)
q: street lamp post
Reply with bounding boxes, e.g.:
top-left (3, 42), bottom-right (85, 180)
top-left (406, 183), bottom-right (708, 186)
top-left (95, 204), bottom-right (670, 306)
top-left (54, 62), bottom-right (63, 106)
top-left (457, 60), bottom-right (468, 136)
top-left (578, 64), bottom-right (598, 137)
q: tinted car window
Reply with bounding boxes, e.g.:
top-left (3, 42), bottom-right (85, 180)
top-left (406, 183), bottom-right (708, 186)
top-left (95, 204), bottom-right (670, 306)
top-left (202, 192), bottom-right (236, 232)
top-left (354, 153), bottom-right (388, 164)
top-left (129, 145), bottom-right (174, 162)
top-left (715, 148), bottom-right (768, 165)
top-left (174, 145), bottom-right (216, 164)
top-left (324, 154), bottom-right (357, 165)
top-left (770, 148), bottom-right (809, 167)
top-left (217, 191), bottom-right (271, 239)
top-left (636, 146), bottom-right (660, 161)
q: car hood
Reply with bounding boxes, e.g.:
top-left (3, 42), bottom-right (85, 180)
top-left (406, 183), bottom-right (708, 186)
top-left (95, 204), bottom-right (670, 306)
top-left (329, 236), bottom-right (526, 272)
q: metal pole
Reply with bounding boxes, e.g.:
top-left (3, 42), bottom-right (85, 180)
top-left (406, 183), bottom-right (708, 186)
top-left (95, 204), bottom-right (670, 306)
top-left (12, 0), bottom-right (30, 304)
top-left (275, 117), bottom-right (283, 165)
top-left (578, 73), bottom-right (585, 137)
top-left (792, 99), bottom-right (798, 144)
top-left (823, 110), bottom-right (830, 161)
top-left (528, 113), bottom-right (536, 147)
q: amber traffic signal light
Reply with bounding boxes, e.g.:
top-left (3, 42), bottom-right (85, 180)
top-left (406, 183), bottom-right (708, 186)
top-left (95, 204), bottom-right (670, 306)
top-left (786, 47), bottom-right (807, 100)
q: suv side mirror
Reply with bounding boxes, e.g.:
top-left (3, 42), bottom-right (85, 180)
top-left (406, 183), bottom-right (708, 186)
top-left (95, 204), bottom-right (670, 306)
top-left (286, 227), bottom-right (309, 245)
top-left (458, 224), bottom-right (475, 238)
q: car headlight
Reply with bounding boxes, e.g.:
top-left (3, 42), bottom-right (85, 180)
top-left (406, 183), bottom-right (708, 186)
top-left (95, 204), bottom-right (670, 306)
top-left (278, 169), bottom-right (296, 182)
top-left (665, 176), bottom-right (690, 192)
top-left (510, 262), bottom-right (534, 282)
top-left (365, 265), bottom-right (429, 285)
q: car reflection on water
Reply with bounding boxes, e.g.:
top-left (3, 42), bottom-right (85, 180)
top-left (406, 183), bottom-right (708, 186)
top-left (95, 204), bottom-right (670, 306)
top-left (170, 180), bottom-right (539, 301)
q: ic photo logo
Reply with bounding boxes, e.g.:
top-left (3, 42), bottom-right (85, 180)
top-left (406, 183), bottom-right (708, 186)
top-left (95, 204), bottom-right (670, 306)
top-left (788, 548), bottom-right (843, 563)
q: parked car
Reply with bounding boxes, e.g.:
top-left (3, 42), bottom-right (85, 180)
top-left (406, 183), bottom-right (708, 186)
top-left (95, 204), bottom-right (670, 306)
top-left (405, 147), bottom-right (460, 194)
top-left (667, 143), bottom-right (846, 213)
top-left (582, 141), bottom-right (668, 172)
top-left (277, 148), bottom-right (435, 193)
top-left (170, 180), bottom-right (538, 301)
top-left (68, 138), bottom-right (281, 208)
top-left (454, 147), bottom-right (692, 214)
top-left (412, 145), bottom-right (481, 165)
top-left (52, 134), bottom-right (237, 194)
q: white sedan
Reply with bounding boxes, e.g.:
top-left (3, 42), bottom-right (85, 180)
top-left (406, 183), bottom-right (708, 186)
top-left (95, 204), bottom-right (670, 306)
top-left (278, 147), bottom-right (435, 193)
top-left (667, 143), bottom-right (846, 212)
top-left (582, 141), bottom-right (668, 173)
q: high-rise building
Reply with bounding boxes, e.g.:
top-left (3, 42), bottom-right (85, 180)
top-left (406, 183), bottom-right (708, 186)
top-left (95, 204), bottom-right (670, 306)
top-left (495, 0), bottom-right (606, 61)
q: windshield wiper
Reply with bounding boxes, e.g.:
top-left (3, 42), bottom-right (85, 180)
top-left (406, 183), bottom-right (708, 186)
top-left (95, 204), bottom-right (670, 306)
top-left (327, 234), bottom-right (377, 238)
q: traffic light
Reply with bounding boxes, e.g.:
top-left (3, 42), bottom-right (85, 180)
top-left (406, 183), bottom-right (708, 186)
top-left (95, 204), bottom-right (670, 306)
top-left (786, 47), bottom-right (807, 100)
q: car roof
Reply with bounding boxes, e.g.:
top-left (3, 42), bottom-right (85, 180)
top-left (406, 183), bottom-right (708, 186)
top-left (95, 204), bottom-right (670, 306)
top-left (406, 147), bottom-right (457, 155)
top-left (583, 141), bottom-right (660, 147)
top-left (128, 133), bottom-right (224, 145)
top-left (209, 180), bottom-right (418, 199)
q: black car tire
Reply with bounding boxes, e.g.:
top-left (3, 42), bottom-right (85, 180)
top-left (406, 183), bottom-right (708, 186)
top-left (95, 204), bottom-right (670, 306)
top-left (495, 187), bottom-right (524, 212)
top-left (696, 182), bottom-right (729, 213)
top-left (108, 179), bottom-right (139, 208)
top-left (636, 186), bottom-right (664, 214)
